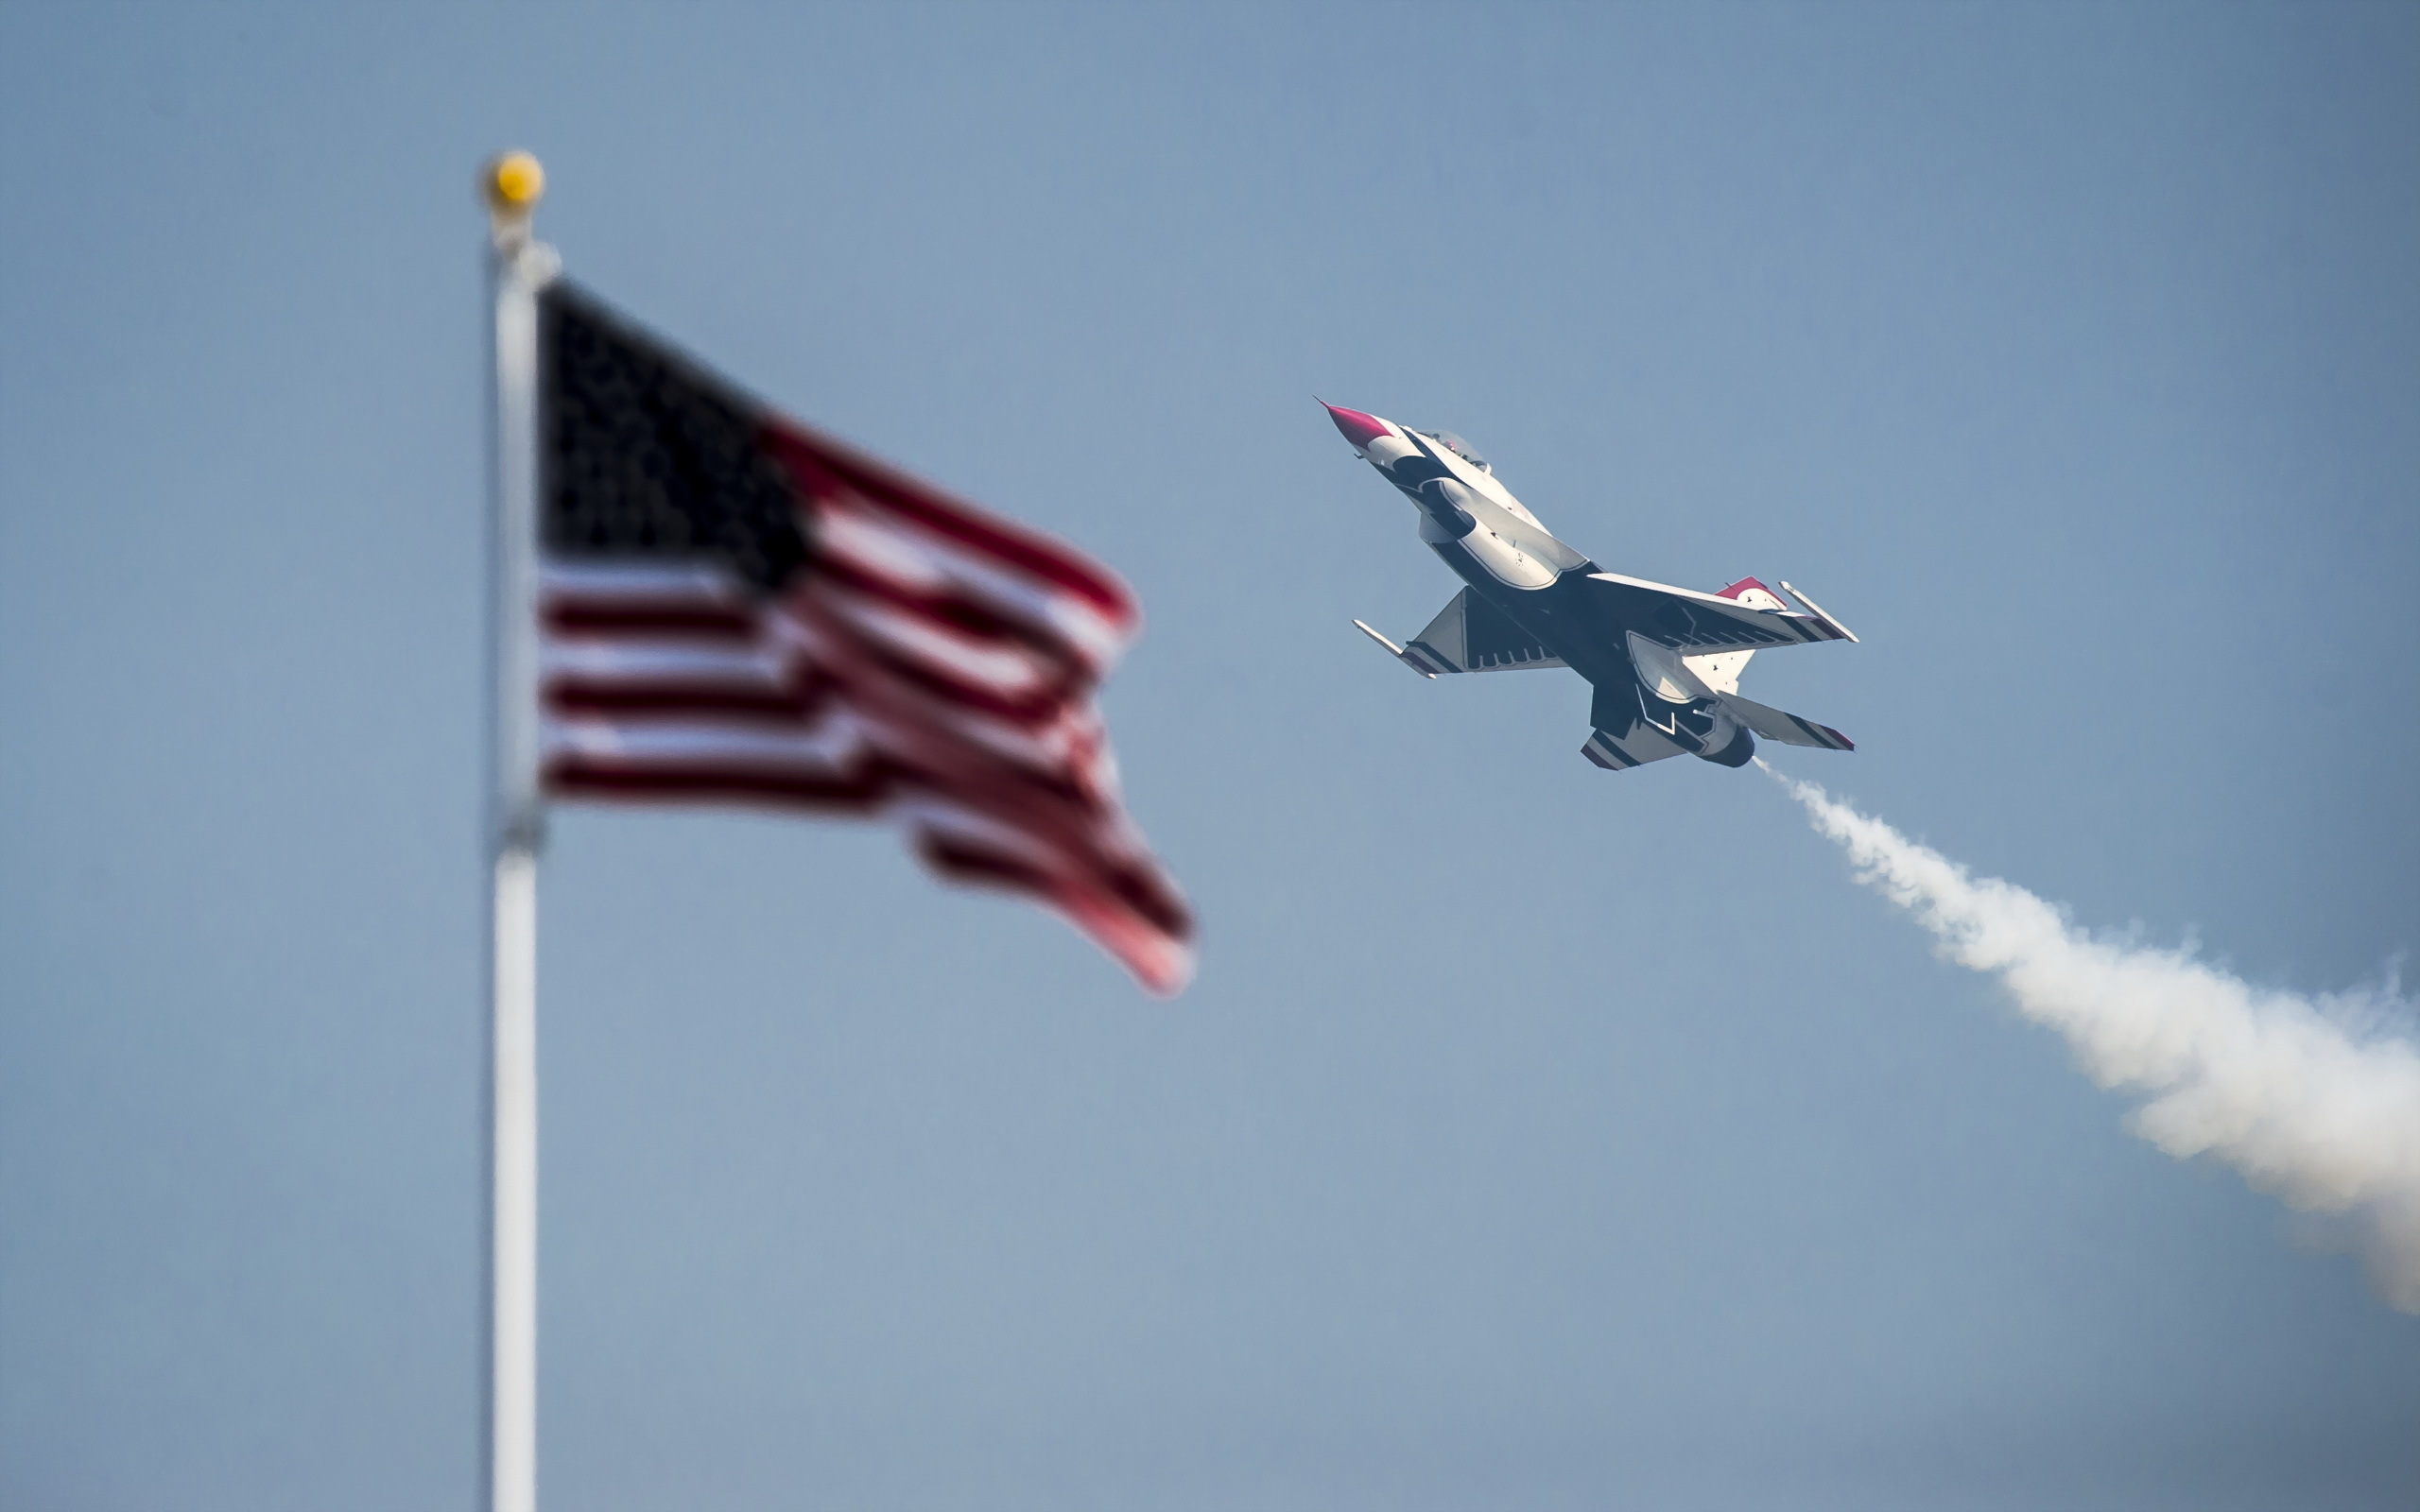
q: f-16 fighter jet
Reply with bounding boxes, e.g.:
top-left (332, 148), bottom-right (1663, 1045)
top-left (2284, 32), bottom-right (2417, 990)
top-left (1325, 402), bottom-right (1858, 772)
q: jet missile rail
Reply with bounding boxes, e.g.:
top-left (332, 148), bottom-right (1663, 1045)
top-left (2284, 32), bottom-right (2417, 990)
top-left (1323, 401), bottom-right (1858, 773)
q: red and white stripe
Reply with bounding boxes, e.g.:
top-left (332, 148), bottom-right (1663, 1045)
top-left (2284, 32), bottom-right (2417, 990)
top-left (541, 417), bottom-right (1194, 995)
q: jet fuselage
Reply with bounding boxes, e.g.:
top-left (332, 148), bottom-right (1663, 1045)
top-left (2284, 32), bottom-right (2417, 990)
top-left (1326, 402), bottom-right (1858, 771)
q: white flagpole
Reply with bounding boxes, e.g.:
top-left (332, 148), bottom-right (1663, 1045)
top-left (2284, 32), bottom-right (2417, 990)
top-left (483, 151), bottom-right (554, 1512)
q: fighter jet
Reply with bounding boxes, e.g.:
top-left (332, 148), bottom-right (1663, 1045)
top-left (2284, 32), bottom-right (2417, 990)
top-left (1325, 402), bottom-right (1858, 772)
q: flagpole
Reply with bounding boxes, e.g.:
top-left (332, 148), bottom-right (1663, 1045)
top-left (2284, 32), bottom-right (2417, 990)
top-left (483, 151), bottom-right (553, 1512)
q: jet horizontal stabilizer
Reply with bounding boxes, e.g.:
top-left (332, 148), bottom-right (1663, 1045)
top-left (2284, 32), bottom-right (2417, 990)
top-left (1716, 692), bottom-right (1855, 751)
top-left (1582, 723), bottom-right (1691, 771)
top-left (1583, 679), bottom-right (1695, 771)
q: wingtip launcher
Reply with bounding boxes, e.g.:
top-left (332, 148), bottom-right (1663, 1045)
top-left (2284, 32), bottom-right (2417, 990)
top-left (1352, 619), bottom-right (1438, 679)
top-left (1778, 581), bottom-right (1860, 644)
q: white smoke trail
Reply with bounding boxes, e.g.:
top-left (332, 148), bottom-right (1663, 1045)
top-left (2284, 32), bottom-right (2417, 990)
top-left (1763, 764), bottom-right (2420, 1312)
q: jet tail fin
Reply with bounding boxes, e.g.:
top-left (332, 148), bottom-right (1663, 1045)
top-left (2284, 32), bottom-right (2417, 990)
top-left (1683, 578), bottom-right (1789, 693)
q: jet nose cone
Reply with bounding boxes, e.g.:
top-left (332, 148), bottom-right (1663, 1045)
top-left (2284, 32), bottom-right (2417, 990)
top-left (1321, 402), bottom-right (1391, 450)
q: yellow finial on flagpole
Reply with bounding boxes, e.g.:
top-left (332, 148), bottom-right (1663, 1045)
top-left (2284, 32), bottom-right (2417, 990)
top-left (484, 151), bottom-right (544, 250)
top-left (486, 151), bottom-right (544, 212)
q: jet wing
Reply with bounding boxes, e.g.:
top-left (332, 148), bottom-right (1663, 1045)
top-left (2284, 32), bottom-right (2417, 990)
top-left (1584, 573), bottom-right (1854, 654)
top-left (1359, 587), bottom-right (1567, 676)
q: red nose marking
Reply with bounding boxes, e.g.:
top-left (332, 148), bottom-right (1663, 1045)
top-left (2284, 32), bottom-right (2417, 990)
top-left (1321, 402), bottom-right (1391, 449)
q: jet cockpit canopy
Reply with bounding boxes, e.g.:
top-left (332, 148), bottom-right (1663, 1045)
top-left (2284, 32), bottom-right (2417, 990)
top-left (1421, 431), bottom-right (1490, 474)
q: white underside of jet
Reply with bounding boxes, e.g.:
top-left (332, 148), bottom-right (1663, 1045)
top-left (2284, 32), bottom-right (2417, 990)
top-left (1329, 402), bottom-right (1859, 772)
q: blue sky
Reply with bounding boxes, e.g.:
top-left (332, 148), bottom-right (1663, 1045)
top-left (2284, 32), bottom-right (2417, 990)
top-left (2, 4), bottom-right (2414, 1508)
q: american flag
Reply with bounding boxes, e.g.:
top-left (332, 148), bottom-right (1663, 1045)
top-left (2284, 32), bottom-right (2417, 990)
top-left (534, 283), bottom-right (1194, 994)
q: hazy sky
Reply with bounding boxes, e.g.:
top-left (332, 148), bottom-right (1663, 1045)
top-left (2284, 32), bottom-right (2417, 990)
top-left (2, 4), bottom-right (2414, 1509)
